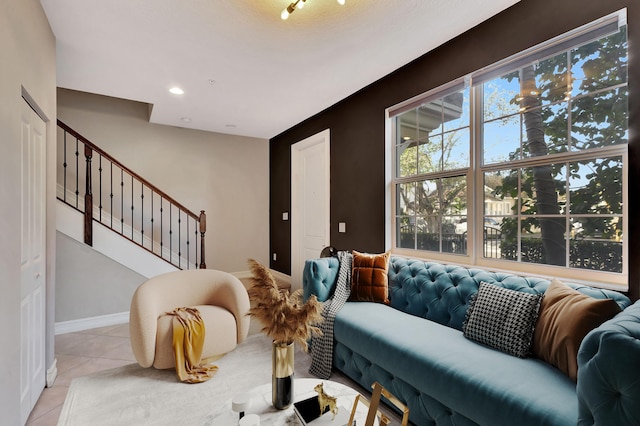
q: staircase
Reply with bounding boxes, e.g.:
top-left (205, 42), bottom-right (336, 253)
top-left (56, 120), bottom-right (206, 273)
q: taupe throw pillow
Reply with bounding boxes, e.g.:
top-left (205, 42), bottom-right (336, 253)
top-left (532, 278), bottom-right (621, 381)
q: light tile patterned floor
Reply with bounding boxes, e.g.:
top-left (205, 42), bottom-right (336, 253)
top-left (27, 324), bottom-right (135, 426)
top-left (30, 322), bottom-right (403, 425)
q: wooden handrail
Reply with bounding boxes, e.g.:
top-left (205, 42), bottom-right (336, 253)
top-left (57, 120), bottom-right (199, 220)
top-left (57, 119), bottom-right (206, 269)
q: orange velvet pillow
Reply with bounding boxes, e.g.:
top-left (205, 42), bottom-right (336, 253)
top-left (532, 279), bottom-right (621, 381)
top-left (349, 250), bottom-right (391, 304)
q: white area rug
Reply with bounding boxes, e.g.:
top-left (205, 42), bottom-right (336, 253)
top-left (57, 334), bottom-right (317, 426)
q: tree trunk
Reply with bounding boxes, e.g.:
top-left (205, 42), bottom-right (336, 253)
top-left (521, 65), bottom-right (566, 266)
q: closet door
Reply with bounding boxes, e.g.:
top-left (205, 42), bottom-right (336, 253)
top-left (20, 101), bottom-right (46, 424)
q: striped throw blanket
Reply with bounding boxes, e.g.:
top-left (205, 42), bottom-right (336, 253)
top-left (309, 251), bottom-right (352, 379)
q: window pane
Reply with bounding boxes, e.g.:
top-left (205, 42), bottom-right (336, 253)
top-left (536, 102), bottom-right (569, 156)
top-left (569, 157), bottom-right (622, 215)
top-left (443, 216), bottom-right (466, 254)
top-left (483, 216), bottom-right (503, 259)
top-left (483, 71), bottom-right (521, 121)
top-left (396, 110), bottom-right (418, 144)
top-left (570, 217), bottom-right (622, 273)
top-left (534, 52), bottom-right (569, 105)
top-left (441, 176), bottom-right (467, 216)
top-left (417, 215), bottom-right (439, 251)
top-left (442, 87), bottom-right (470, 132)
top-left (397, 182), bottom-right (416, 249)
top-left (442, 177), bottom-right (467, 254)
top-left (570, 26), bottom-right (628, 98)
top-left (571, 87), bottom-right (628, 150)
top-left (443, 128), bottom-right (470, 170)
top-left (415, 180), bottom-right (438, 216)
top-left (396, 177), bottom-right (467, 254)
top-left (483, 115), bottom-right (521, 164)
top-left (417, 101), bottom-right (444, 136)
top-left (397, 216), bottom-right (415, 249)
top-left (522, 103), bottom-right (569, 156)
top-left (396, 183), bottom-right (415, 216)
top-left (520, 217), bottom-right (567, 266)
top-left (520, 165), bottom-right (567, 215)
top-left (485, 170), bottom-right (517, 215)
top-left (397, 141), bottom-right (417, 178)
top-left (418, 136), bottom-right (441, 174)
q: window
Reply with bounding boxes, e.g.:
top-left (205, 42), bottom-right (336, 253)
top-left (389, 12), bottom-right (628, 287)
top-left (394, 83), bottom-right (471, 255)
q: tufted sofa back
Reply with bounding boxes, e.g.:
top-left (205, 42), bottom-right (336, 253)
top-left (303, 256), bottom-right (630, 332)
top-left (389, 258), bottom-right (549, 330)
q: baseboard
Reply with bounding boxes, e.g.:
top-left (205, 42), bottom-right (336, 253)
top-left (231, 270), bottom-right (252, 279)
top-left (270, 269), bottom-right (292, 285)
top-left (46, 358), bottom-right (58, 388)
top-left (55, 311), bottom-right (129, 335)
top-left (231, 269), bottom-right (291, 286)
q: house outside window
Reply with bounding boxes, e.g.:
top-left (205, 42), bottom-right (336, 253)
top-left (389, 11), bottom-right (628, 289)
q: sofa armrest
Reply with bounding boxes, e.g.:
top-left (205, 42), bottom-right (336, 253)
top-left (577, 300), bottom-right (640, 426)
top-left (302, 258), bottom-right (339, 302)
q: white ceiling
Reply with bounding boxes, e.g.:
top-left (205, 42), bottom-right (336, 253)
top-left (41, 0), bottom-right (519, 139)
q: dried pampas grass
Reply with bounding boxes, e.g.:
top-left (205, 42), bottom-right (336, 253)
top-left (246, 259), bottom-right (323, 351)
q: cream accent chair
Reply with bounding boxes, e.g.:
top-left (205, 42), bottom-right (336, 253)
top-left (129, 269), bottom-right (250, 369)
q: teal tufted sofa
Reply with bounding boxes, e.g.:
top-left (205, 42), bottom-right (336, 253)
top-left (303, 256), bottom-right (640, 426)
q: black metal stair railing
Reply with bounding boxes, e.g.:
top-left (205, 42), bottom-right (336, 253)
top-left (56, 120), bottom-right (206, 270)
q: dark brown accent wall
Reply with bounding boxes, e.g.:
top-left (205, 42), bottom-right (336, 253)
top-left (270, 0), bottom-right (640, 300)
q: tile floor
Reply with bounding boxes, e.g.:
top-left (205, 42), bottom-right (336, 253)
top-left (26, 323), bottom-right (136, 426)
top-left (29, 321), bottom-right (402, 425)
top-left (27, 316), bottom-right (266, 426)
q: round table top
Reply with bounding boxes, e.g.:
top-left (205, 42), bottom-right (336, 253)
top-left (207, 377), bottom-right (374, 425)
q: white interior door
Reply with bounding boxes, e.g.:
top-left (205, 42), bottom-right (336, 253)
top-left (20, 101), bottom-right (46, 424)
top-left (291, 129), bottom-right (330, 290)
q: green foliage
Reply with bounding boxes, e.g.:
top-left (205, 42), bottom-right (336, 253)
top-left (500, 238), bottom-right (622, 272)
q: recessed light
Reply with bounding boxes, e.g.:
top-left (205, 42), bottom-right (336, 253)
top-left (169, 87), bottom-right (184, 95)
top-left (181, 117), bottom-right (192, 123)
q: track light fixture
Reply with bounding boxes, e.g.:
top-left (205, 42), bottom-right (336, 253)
top-left (281, 0), bottom-right (345, 20)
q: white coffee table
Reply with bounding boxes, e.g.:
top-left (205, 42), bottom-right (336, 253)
top-left (208, 377), bottom-right (375, 425)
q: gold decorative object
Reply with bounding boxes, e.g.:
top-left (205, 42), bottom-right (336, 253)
top-left (314, 383), bottom-right (338, 420)
top-left (348, 382), bottom-right (410, 426)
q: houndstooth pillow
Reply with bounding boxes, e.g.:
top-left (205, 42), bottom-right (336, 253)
top-left (463, 282), bottom-right (543, 358)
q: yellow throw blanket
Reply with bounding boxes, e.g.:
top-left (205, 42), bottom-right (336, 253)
top-left (167, 307), bottom-right (218, 383)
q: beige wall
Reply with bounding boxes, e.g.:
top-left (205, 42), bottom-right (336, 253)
top-left (57, 88), bottom-right (270, 273)
top-left (0, 0), bottom-right (57, 423)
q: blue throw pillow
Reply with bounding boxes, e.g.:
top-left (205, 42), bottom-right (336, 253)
top-left (463, 282), bottom-right (543, 358)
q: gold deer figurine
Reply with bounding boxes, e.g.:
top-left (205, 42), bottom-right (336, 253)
top-left (314, 383), bottom-right (339, 420)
